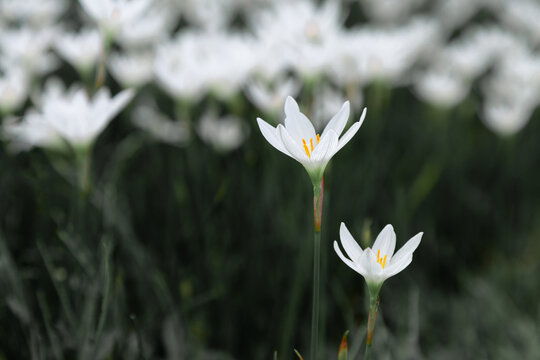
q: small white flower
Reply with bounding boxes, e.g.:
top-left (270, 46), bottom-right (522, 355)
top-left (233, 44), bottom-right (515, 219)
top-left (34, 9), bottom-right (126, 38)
top-left (257, 96), bottom-right (366, 182)
top-left (108, 51), bottom-right (154, 88)
top-left (132, 102), bottom-right (189, 146)
top-left (414, 70), bottom-right (469, 108)
top-left (198, 111), bottom-right (248, 152)
top-left (334, 223), bottom-right (423, 292)
top-left (0, 67), bottom-right (29, 114)
top-left (78, 0), bottom-right (151, 38)
top-left (245, 76), bottom-right (300, 116)
top-left (55, 28), bottom-right (102, 75)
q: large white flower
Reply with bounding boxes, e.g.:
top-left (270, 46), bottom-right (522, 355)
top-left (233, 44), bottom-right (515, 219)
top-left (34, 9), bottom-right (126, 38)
top-left (334, 223), bottom-right (423, 293)
top-left (257, 96), bottom-right (366, 182)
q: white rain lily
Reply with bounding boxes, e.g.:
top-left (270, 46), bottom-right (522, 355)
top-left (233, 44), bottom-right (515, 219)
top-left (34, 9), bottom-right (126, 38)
top-left (245, 77), bottom-right (300, 116)
top-left (0, 67), bottom-right (29, 114)
top-left (55, 28), bottom-right (102, 76)
top-left (78, 0), bottom-right (151, 39)
top-left (257, 96), bottom-right (366, 182)
top-left (334, 223), bottom-right (423, 293)
top-left (4, 85), bottom-right (134, 150)
top-left (198, 111), bottom-right (248, 152)
top-left (414, 70), bottom-right (469, 108)
top-left (132, 102), bottom-right (189, 146)
top-left (108, 51), bottom-right (154, 88)
top-left (0, 0), bottom-right (67, 26)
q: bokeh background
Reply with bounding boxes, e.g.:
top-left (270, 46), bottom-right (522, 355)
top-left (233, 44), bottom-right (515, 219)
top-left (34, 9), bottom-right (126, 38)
top-left (1, 0), bottom-right (540, 359)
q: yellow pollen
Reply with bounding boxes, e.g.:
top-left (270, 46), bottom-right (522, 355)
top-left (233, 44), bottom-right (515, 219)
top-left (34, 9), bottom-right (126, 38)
top-left (310, 138), bottom-right (314, 151)
top-left (316, 134), bottom-right (320, 143)
top-left (376, 251), bottom-right (388, 269)
top-left (302, 139), bottom-right (310, 158)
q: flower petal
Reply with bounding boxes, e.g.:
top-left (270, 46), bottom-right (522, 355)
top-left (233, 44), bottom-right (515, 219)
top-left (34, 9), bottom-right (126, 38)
top-left (257, 117), bottom-right (292, 157)
top-left (283, 96), bottom-right (316, 142)
top-left (278, 124), bottom-right (309, 162)
top-left (373, 224), bottom-right (396, 260)
top-left (334, 241), bottom-right (366, 276)
top-left (311, 129), bottom-right (338, 162)
top-left (390, 232), bottom-right (423, 265)
top-left (322, 101), bottom-right (350, 138)
top-left (384, 254), bottom-right (413, 278)
top-left (339, 222), bottom-right (362, 261)
top-left (334, 107), bottom-right (367, 153)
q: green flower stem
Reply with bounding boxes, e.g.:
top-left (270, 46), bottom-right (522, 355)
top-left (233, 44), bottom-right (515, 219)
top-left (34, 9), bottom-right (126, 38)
top-left (310, 177), bottom-right (324, 360)
top-left (94, 32), bottom-right (113, 90)
top-left (364, 294), bottom-right (380, 360)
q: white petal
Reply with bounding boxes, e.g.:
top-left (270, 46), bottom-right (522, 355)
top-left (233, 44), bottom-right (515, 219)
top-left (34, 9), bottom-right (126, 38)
top-left (278, 124), bottom-right (309, 162)
top-left (384, 254), bottom-right (413, 278)
top-left (339, 222), bottom-right (362, 261)
top-left (334, 107), bottom-right (367, 153)
top-left (373, 224), bottom-right (396, 260)
top-left (390, 232), bottom-right (423, 264)
top-left (256, 117), bottom-right (292, 157)
top-left (322, 101), bottom-right (350, 138)
top-left (284, 96), bottom-right (299, 116)
top-left (311, 129), bottom-right (338, 162)
top-left (283, 96), bottom-right (316, 142)
top-left (334, 241), bottom-right (366, 276)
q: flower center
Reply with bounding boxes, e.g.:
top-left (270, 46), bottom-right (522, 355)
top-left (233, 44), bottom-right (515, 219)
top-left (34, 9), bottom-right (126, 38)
top-left (302, 133), bottom-right (320, 158)
top-left (376, 249), bottom-right (387, 269)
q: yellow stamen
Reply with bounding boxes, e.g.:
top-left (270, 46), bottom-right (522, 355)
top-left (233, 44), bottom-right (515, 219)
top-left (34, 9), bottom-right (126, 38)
top-left (316, 133), bottom-right (320, 143)
top-left (310, 138), bottom-right (314, 151)
top-left (383, 255), bottom-right (387, 268)
top-left (377, 249), bottom-right (380, 262)
top-left (302, 139), bottom-right (310, 158)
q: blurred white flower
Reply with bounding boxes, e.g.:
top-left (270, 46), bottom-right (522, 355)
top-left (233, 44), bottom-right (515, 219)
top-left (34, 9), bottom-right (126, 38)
top-left (117, 6), bottom-right (174, 47)
top-left (499, 0), bottom-right (540, 45)
top-left (2, 112), bottom-right (62, 152)
top-left (55, 28), bottom-right (102, 75)
top-left (0, 28), bottom-right (58, 76)
top-left (245, 77), bottom-right (300, 116)
top-left (251, 1), bottom-right (344, 80)
top-left (181, 0), bottom-right (236, 31)
top-left (109, 51), bottom-right (154, 88)
top-left (155, 31), bottom-right (255, 101)
top-left (132, 102), bottom-right (189, 146)
top-left (332, 18), bottom-right (440, 85)
top-left (257, 97), bottom-right (366, 182)
top-left (414, 70), bottom-right (469, 108)
top-left (334, 223), bottom-right (423, 292)
top-left (78, 0), bottom-right (151, 39)
top-left (198, 111), bottom-right (248, 152)
top-left (0, 67), bottom-right (29, 114)
top-left (0, 0), bottom-right (67, 26)
top-left (4, 84), bottom-right (135, 149)
top-left (481, 101), bottom-right (532, 136)
top-left (312, 84), bottom-right (363, 131)
top-left (360, 0), bottom-right (426, 23)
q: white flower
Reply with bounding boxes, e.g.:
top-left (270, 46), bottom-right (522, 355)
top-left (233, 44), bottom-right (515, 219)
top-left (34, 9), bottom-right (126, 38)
top-left (0, 28), bottom-right (58, 76)
top-left (0, 0), bottom-right (67, 26)
top-left (4, 84), bottom-right (134, 149)
top-left (55, 28), bottom-right (102, 75)
top-left (78, 0), bottom-right (151, 38)
top-left (414, 70), bottom-right (469, 108)
top-left (198, 111), bottom-right (248, 152)
top-left (155, 31), bottom-right (255, 101)
top-left (334, 223), bottom-right (423, 292)
top-left (245, 76), bottom-right (300, 116)
top-left (257, 96), bottom-right (366, 182)
top-left (108, 51), bottom-right (154, 88)
top-left (132, 101), bottom-right (189, 146)
top-left (0, 67), bottom-right (29, 114)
